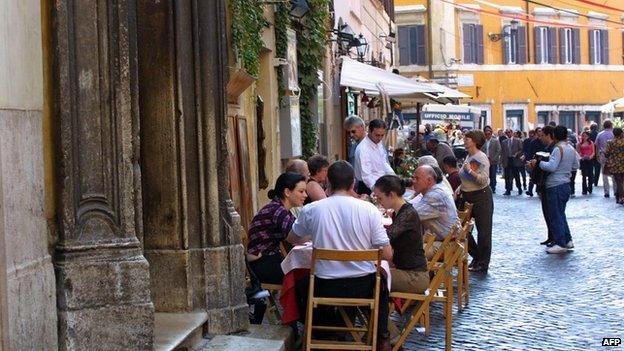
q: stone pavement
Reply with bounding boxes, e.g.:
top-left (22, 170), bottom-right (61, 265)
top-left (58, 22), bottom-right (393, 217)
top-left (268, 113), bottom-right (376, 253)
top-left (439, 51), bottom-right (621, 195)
top-left (403, 177), bottom-right (624, 350)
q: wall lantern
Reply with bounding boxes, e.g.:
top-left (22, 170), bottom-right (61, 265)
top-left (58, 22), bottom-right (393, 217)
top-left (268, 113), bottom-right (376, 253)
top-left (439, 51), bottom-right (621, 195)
top-left (355, 34), bottom-right (369, 62)
top-left (488, 19), bottom-right (518, 42)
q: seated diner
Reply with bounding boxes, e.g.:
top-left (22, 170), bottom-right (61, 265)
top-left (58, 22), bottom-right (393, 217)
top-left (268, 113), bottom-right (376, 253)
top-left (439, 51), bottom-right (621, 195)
top-left (304, 154), bottom-right (329, 205)
top-left (373, 175), bottom-right (429, 294)
top-left (246, 172), bottom-right (307, 285)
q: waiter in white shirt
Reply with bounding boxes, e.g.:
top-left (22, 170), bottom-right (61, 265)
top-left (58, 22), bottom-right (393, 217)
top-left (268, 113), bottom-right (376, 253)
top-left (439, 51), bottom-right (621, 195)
top-left (353, 119), bottom-right (396, 195)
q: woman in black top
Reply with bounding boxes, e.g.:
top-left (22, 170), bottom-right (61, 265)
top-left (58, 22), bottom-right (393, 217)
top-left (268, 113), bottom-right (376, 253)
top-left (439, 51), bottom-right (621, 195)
top-left (304, 155), bottom-right (329, 205)
top-left (373, 175), bottom-right (429, 293)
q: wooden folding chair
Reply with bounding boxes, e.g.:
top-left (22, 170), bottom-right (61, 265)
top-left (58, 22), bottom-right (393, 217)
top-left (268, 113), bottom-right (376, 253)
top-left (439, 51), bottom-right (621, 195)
top-left (304, 248), bottom-right (382, 351)
top-left (455, 221), bottom-right (474, 311)
top-left (425, 225), bottom-right (460, 271)
top-left (260, 242), bottom-right (292, 324)
top-left (457, 202), bottom-right (473, 226)
top-left (389, 242), bottom-right (463, 351)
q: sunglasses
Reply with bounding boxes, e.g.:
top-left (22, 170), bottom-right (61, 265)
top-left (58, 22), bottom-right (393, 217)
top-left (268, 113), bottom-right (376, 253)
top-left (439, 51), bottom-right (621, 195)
top-left (348, 129), bottom-right (357, 134)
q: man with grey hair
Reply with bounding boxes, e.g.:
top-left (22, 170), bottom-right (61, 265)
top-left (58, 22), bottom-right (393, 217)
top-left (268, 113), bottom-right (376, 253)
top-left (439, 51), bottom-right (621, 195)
top-left (344, 115), bottom-right (366, 166)
top-left (284, 158), bottom-right (309, 178)
top-left (410, 165), bottom-right (460, 259)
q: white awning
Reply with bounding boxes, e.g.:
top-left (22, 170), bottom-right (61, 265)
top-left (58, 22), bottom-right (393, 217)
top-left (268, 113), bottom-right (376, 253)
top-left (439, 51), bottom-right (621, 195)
top-left (339, 57), bottom-right (441, 97)
top-left (601, 97), bottom-right (624, 113)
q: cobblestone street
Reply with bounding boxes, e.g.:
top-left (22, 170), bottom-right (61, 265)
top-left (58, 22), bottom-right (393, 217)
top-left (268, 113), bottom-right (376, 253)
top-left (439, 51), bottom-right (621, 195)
top-left (403, 177), bottom-right (624, 350)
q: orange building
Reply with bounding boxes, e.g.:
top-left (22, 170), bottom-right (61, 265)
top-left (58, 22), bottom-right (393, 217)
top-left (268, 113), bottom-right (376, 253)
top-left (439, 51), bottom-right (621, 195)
top-left (394, 0), bottom-right (624, 131)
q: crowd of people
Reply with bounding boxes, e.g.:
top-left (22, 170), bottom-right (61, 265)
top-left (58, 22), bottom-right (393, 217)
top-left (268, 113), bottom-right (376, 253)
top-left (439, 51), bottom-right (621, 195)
top-left (243, 115), bottom-right (623, 349)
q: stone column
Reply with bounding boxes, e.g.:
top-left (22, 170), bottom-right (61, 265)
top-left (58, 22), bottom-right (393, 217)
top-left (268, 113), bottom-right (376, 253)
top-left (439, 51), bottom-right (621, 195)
top-left (135, 0), bottom-right (248, 334)
top-left (50, 1), bottom-right (154, 349)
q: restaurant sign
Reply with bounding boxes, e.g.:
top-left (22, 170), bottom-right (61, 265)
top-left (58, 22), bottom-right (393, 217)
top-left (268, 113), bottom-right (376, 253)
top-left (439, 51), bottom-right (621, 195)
top-left (422, 112), bottom-right (474, 121)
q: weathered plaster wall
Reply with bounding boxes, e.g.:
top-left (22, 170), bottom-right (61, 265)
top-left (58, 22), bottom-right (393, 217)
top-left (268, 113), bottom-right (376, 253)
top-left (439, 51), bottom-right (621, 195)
top-left (0, 0), bottom-right (58, 349)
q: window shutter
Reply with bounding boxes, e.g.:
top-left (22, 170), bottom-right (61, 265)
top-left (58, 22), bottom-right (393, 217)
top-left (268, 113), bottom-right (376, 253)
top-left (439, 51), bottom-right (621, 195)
top-left (534, 26), bottom-right (542, 63)
top-left (409, 26), bottom-right (418, 64)
top-left (416, 25), bottom-right (427, 65)
top-left (572, 28), bottom-right (581, 64)
top-left (601, 29), bottom-right (609, 64)
top-left (559, 28), bottom-right (566, 64)
top-left (462, 24), bottom-right (472, 63)
top-left (503, 26), bottom-right (510, 64)
top-left (548, 27), bottom-right (557, 64)
top-left (476, 25), bottom-right (484, 64)
top-left (398, 26), bottom-right (409, 66)
top-left (589, 30), bottom-right (595, 64)
top-left (517, 26), bottom-right (527, 64)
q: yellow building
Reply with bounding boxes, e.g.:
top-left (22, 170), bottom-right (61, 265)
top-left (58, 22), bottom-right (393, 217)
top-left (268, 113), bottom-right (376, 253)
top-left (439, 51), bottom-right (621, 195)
top-left (395, 0), bottom-right (624, 131)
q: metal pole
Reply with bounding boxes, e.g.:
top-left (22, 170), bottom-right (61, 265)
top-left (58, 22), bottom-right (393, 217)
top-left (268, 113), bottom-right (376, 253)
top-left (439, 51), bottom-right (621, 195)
top-left (427, 0), bottom-right (433, 78)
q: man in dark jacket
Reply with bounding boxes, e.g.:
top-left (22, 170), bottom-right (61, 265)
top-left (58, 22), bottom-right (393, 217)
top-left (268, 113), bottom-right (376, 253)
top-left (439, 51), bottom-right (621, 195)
top-left (501, 129), bottom-right (523, 195)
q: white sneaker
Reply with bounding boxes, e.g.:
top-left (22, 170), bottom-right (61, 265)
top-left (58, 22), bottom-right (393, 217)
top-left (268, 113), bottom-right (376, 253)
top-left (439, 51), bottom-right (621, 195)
top-left (566, 240), bottom-right (574, 249)
top-left (546, 245), bottom-right (569, 254)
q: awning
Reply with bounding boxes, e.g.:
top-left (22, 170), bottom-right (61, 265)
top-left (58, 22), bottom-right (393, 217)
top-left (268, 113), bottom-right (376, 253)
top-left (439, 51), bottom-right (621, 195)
top-left (339, 57), bottom-right (441, 97)
top-left (601, 97), bottom-right (624, 113)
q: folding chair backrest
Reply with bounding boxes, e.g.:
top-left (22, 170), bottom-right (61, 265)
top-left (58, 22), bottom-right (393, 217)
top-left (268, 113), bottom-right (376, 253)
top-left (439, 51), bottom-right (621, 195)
top-left (457, 220), bottom-right (474, 242)
top-left (426, 225), bottom-right (460, 271)
top-left (311, 248), bottom-right (382, 274)
top-left (458, 202), bottom-right (473, 225)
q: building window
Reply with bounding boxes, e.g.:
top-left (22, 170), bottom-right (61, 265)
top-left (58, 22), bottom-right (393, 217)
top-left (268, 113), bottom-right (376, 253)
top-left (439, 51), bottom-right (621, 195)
top-left (503, 25), bottom-right (526, 64)
top-left (561, 28), bottom-right (573, 64)
top-left (559, 111), bottom-right (578, 132)
top-left (462, 23), bottom-right (484, 64)
top-left (589, 29), bottom-right (609, 64)
top-left (559, 27), bottom-right (580, 64)
top-left (534, 27), bottom-right (556, 64)
top-left (398, 25), bottom-right (426, 66)
top-left (506, 109), bottom-right (524, 131)
top-left (537, 111), bottom-right (550, 127)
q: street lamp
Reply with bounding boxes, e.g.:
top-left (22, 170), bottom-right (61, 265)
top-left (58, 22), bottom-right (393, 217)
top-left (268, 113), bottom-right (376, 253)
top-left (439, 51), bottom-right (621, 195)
top-left (355, 34), bottom-right (369, 62)
top-left (488, 19), bottom-right (519, 42)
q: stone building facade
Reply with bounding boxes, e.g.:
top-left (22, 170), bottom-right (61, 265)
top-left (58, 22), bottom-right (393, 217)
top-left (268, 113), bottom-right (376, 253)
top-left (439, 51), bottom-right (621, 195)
top-left (0, 0), bottom-right (247, 349)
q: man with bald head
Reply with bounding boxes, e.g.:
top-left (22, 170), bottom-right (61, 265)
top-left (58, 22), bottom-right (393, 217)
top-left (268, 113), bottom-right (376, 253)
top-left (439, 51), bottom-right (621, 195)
top-left (411, 165), bottom-right (460, 259)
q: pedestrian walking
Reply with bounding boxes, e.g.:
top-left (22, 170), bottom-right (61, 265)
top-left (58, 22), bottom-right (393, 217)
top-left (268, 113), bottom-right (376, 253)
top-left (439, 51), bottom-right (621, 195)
top-left (596, 120), bottom-right (616, 198)
top-left (501, 129), bottom-right (523, 196)
top-left (483, 126), bottom-right (501, 193)
top-left (458, 130), bottom-right (493, 273)
top-left (577, 131), bottom-right (595, 195)
top-left (604, 127), bottom-right (624, 204)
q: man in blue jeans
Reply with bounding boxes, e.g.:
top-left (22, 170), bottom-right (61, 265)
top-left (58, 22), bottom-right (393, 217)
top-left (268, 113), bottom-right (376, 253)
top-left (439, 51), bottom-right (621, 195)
top-left (531, 125), bottom-right (580, 254)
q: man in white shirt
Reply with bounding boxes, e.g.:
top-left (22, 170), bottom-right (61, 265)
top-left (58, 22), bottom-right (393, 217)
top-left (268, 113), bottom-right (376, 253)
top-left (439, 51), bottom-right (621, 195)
top-left (288, 161), bottom-right (393, 349)
top-left (353, 119), bottom-right (395, 195)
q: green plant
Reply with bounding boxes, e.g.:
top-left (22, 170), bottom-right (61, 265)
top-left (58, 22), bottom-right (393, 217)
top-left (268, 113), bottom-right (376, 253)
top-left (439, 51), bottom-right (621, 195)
top-left (230, 0), bottom-right (268, 77)
top-left (613, 117), bottom-right (623, 128)
top-left (296, 0), bottom-right (330, 159)
top-left (274, 2), bottom-right (290, 103)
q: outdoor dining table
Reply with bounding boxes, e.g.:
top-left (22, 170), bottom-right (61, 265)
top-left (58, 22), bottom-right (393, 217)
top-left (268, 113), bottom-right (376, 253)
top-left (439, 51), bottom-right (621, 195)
top-left (279, 242), bottom-right (393, 324)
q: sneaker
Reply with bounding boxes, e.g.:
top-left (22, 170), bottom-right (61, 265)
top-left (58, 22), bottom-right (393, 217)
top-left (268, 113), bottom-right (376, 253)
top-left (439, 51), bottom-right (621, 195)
top-left (546, 245), bottom-right (569, 254)
top-left (540, 239), bottom-right (552, 245)
top-left (546, 241), bottom-right (556, 247)
top-left (566, 240), bottom-right (574, 249)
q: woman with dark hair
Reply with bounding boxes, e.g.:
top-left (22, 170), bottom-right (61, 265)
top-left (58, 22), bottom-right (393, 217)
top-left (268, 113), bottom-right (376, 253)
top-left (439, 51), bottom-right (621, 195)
top-left (304, 155), bottom-right (329, 205)
top-left (605, 127), bottom-right (624, 204)
top-left (373, 175), bottom-right (429, 293)
top-left (459, 129), bottom-right (493, 273)
top-left (246, 172), bottom-right (308, 284)
top-left (577, 131), bottom-right (595, 195)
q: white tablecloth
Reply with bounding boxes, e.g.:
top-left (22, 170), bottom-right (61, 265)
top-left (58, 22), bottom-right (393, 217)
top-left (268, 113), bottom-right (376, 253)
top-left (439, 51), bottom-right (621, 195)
top-left (281, 243), bottom-right (392, 291)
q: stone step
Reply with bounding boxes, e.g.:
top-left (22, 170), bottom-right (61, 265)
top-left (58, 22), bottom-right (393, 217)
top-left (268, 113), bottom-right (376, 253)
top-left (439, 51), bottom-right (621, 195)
top-left (154, 312), bottom-right (209, 351)
top-left (199, 324), bottom-right (295, 351)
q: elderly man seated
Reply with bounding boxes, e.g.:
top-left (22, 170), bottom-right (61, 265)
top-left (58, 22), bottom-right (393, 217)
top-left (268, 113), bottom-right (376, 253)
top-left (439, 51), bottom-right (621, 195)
top-left (410, 165), bottom-right (460, 259)
top-left (287, 160), bottom-right (393, 350)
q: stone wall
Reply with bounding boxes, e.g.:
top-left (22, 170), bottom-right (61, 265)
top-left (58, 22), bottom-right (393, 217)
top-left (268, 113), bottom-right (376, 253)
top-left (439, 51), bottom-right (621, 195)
top-left (0, 0), bottom-right (58, 349)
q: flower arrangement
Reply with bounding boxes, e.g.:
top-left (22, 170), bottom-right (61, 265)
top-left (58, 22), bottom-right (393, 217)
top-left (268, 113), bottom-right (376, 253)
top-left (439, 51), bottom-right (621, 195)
top-left (394, 149), bottom-right (419, 178)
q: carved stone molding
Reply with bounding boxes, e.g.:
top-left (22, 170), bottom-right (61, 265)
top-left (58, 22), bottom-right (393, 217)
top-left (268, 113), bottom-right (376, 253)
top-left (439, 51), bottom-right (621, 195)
top-left (50, 0), bottom-right (154, 349)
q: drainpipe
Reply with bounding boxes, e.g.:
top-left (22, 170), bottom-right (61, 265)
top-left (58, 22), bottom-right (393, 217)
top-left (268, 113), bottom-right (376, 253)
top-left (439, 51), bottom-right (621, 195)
top-left (525, 0), bottom-right (530, 63)
top-left (427, 0), bottom-right (433, 78)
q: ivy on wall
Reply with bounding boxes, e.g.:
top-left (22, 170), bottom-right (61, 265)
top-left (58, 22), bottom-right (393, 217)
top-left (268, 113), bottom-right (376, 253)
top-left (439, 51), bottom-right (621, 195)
top-left (296, 0), bottom-right (330, 159)
top-left (230, 0), bottom-right (268, 77)
top-left (274, 3), bottom-right (290, 102)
